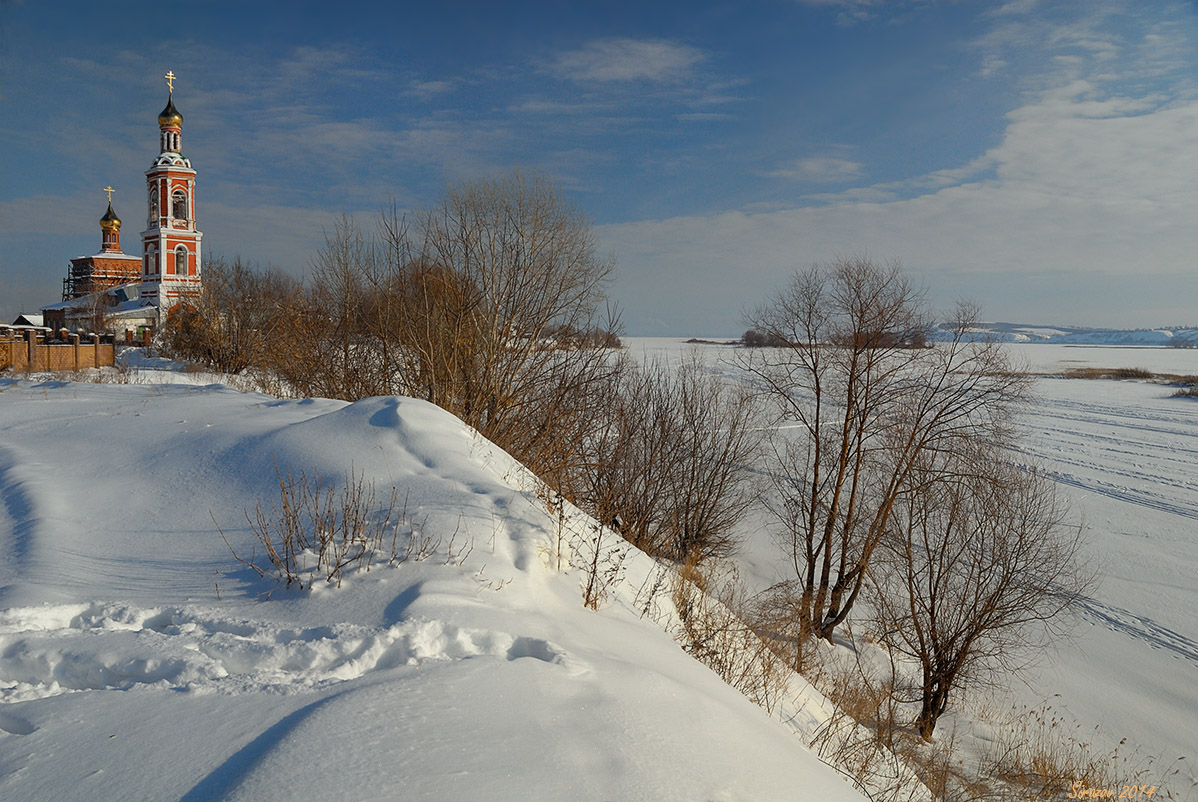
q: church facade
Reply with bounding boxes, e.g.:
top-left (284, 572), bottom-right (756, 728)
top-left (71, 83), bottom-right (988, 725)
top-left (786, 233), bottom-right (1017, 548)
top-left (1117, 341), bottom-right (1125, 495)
top-left (41, 72), bottom-right (203, 334)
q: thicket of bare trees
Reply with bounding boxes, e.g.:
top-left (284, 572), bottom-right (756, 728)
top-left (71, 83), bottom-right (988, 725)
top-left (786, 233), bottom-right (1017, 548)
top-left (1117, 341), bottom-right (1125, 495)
top-left (275, 173), bottom-right (621, 492)
top-left (583, 354), bottom-right (762, 562)
top-left (164, 256), bottom-right (302, 374)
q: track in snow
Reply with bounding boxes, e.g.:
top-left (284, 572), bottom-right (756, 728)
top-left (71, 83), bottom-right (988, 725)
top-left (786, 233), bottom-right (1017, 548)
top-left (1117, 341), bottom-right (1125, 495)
top-left (1076, 596), bottom-right (1198, 664)
top-left (1019, 386), bottom-right (1198, 522)
top-left (0, 602), bottom-right (569, 704)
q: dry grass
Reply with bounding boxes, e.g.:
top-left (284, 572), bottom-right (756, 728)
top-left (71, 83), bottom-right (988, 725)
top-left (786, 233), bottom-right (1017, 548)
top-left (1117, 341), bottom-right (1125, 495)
top-left (216, 465), bottom-right (471, 590)
top-left (979, 702), bottom-right (1195, 801)
top-left (796, 644), bottom-right (932, 802)
top-left (670, 557), bottom-right (791, 715)
top-left (1059, 367), bottom-right (1154, 380)
top-left (772, 638), bottom-right (1197, 801)
top-left (1050, 366), bottom-right (1198, 391)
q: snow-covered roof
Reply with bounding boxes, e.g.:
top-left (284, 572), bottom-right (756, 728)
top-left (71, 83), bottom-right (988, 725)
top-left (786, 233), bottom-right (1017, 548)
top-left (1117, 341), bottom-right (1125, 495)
top-left (70, 251), bottom-right (141, 262)
top-left (107, 300), bottom-right (158, 319)
top-left (41, 282), bottom-right (144, 313)
top-left (10, 313), bottom-right (44, 327)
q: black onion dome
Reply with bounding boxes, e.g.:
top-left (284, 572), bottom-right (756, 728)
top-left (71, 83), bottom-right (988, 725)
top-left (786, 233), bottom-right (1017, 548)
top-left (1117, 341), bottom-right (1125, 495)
top-left (158, 94), bottom-right (183, 127)
top-left (99, 201), bottom-right (121, 230)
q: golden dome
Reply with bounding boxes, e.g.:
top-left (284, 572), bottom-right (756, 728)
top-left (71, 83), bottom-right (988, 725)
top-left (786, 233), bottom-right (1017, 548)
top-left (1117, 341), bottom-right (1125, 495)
top-left (158, 94), bottom-right (183, 127)
top-left (99, 201), bottom-right (122, 230)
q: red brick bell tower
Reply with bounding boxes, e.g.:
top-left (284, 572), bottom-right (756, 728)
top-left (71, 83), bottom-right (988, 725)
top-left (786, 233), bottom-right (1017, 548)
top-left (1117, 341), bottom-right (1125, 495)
top-left (140, 70), bottom-right (202, 312)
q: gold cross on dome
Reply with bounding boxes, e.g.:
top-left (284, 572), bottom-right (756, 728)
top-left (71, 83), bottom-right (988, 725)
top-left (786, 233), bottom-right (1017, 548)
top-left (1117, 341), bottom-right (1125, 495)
top-left (104, 186), bottom-right (115, 202)
top-left (164, 71), bottom-right (176, 92)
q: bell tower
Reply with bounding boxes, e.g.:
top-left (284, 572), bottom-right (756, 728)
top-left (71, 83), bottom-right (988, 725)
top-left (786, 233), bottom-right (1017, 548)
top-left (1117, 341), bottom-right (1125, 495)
top-left (140, 70), bottom-right (202, 311)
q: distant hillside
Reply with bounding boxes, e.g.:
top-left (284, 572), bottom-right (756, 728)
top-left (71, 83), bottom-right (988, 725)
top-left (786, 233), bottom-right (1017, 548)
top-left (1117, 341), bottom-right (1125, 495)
top-left (932, 321), bottom-right (1198, 347)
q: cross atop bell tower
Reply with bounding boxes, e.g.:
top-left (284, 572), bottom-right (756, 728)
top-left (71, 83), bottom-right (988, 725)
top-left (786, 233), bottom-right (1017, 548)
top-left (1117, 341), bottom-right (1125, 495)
top-left (157, 71), bottom-right (184, 154)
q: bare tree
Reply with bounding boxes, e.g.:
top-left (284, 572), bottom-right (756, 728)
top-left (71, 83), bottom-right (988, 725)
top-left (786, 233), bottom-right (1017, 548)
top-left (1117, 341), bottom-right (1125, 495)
top-left (743, 256), bottom-right (1030, 648)
top-left (402, 169), bottom-right (620, 487)
top-left (871, 445), bottom-right (1091, 740)
top-left (304, 215), bottom-right (390, 399)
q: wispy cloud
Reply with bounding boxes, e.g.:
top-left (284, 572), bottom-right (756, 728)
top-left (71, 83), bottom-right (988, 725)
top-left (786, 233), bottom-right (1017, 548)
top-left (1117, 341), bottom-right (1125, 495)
top-left (506, 98), bottom-right (615, 115)
top-left (766, 156), bottom-right (865, 183)
top-left (550, 38), bottom-right (706, 83)
top-left (676, 112), bottom-right (733, 122)
top-left (792, 0), bottom-right (895, 26)
top-left (405, 79), bottom-right (456, 99)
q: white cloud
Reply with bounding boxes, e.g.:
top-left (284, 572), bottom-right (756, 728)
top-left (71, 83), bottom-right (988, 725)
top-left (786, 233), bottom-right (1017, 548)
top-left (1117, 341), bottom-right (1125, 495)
top-left (791, 0), bottom-right (895, 26)
top-left (406, 79), bottom-right (456, 99)
top-left (601, 76), bottom-right (1198, 334)
top-left (990, 0), bottom-right (1040, 15)
top-left (766, 156), bottom-right (865, 182)
top-left (551, 38), bottom-right (705, 83)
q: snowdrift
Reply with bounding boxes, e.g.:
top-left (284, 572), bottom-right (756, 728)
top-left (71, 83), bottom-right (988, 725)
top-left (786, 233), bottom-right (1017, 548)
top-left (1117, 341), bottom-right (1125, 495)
top-left (0, 379), bottom-right (866, 801)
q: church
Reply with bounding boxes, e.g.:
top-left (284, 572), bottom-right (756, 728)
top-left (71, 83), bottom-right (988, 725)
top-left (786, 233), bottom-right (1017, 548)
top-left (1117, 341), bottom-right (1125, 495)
top-left (41, 72), bottom-right (203, 336)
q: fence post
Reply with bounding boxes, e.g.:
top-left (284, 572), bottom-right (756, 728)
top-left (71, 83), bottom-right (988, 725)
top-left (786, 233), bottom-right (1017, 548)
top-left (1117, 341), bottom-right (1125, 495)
top-left (72, 333), bottom-right (81, 371)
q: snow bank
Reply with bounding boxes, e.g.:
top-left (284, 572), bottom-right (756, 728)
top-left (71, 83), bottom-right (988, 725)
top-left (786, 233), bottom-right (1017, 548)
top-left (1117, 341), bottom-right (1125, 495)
top-left (0, 378), bottom-right (866, 801)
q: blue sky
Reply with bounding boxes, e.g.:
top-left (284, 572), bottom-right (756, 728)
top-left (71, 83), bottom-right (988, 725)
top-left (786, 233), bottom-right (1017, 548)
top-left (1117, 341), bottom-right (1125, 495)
top-left (3, 0), bottom-right (1198, 334)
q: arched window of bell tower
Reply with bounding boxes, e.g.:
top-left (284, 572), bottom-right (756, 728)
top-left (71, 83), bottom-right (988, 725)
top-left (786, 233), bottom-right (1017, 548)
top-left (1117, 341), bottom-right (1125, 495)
top-left (172, 189), bottom-right (188, 221)
top-left (175, 245), bottom-right (188, 276)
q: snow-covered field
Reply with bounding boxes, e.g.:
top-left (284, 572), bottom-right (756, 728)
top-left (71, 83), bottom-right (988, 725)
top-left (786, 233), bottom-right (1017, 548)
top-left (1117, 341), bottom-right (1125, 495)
top-left (1010, 348), bottom-right (1198, 779)
top-left (0, 372), bottom-right (866, 801)
top-left (1, 339), bottom-right (1195, 799)
top-left (629, 338), bottom-right (1198, 795)
top-left (1015, 342), bottom-right (1198, 375)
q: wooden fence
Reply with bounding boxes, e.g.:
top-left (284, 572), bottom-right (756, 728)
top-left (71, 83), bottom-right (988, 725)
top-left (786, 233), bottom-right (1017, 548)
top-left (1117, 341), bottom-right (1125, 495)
top-left (0, 328), bottom-right (115, 372)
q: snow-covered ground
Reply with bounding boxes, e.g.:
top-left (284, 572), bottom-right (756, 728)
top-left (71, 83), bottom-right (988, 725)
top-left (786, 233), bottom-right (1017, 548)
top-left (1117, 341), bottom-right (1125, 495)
top-left (3, 338), bottom-right (1195, 799)
top-left (1015, 342), bottom-right (1198, 375)
top-left (0, 373), bottom-right (867, 801)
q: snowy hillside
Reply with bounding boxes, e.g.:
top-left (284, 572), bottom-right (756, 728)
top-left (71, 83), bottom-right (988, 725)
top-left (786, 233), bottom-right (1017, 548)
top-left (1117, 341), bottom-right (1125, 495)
top-left (0, 378), bottom-right (866, 801)
top-left (936, 321), bottom-right (1198, 346)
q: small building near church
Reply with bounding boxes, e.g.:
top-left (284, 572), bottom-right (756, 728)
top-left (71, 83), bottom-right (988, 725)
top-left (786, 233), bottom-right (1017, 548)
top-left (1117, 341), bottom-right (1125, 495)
top-left (10, 313), bottom-right (46, 329)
